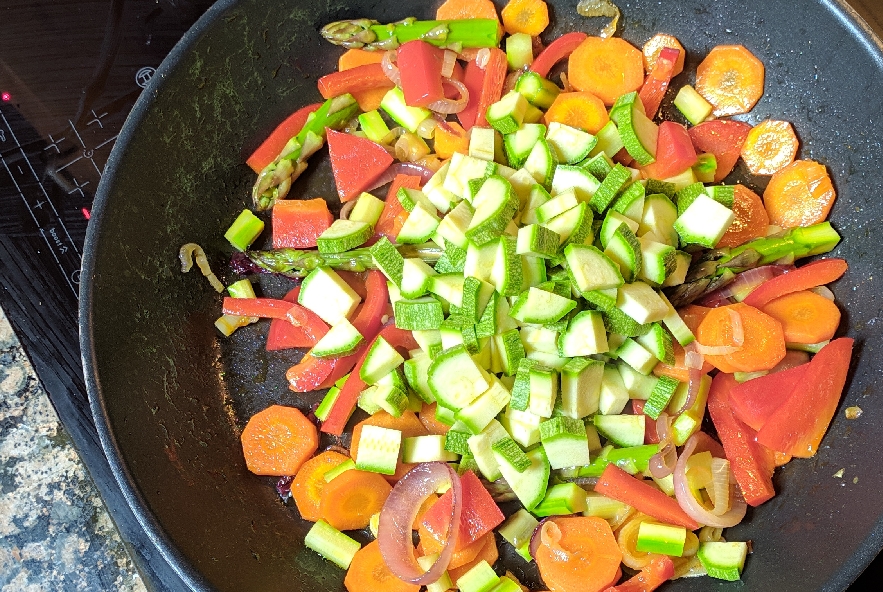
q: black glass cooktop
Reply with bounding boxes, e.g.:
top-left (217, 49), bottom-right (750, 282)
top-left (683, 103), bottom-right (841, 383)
top-left (2, 1), bottom-right (883, 590)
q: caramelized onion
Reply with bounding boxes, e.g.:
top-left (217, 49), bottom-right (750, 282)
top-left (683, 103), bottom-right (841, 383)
top-left (365, 162), bottom-right (435, 192)
top-left (441, 50), bottom-right (457, 78)
top-left (673, 434), bottom-right (746, 528)
top-left (728, 308), bottom-right (745, 347)
top-left (179, 243), bottom-right (224, 292)
top-left (674, 342), bottom-right (705, 415)
top-left (378, 463), bottom-right (462, 585)
top-left (381, 50), bottom-right (401, 86)
top-left (649, 413), bottom-right (677, 479)
top-left (427, 78), bottom-right (469, 114)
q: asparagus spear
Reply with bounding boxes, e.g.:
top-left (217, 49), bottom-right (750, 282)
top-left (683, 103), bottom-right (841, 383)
top-left (235, 242), bottom-right (443, 277)
top-left (252, 94), bottom-right (360, 211)
top-left (320, 17), bottom-right (501, 51)
top-left (666, 221), bottom-right (842, 307)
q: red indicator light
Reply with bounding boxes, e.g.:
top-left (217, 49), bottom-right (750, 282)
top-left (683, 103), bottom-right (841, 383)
top-left (1, 92), bottom-right (10, 102)
top-left (81, 208), bottom-right (91, 220)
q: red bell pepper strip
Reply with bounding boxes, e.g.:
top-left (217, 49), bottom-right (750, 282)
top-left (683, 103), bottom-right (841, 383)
top-left (594, 464), bottom-right (700, 530)
top-left (687, 120), bottom-right (752, 183)
top-left (317, 63), bottom-right (395, 100)
top-left (272, 198), bottom-right (333, 248)
top-left (371, 174), bottom-right (423, 242)
top-left (222, 297), bottom-right (306, 321)
top-left (741, 258), bottom-right (848, 309)
top-left (530, 31), bottom-right (588, 78)
top-left (457, 58), bottom-right (487, 130)
top-left (327, 129), bottom-right (395, 202)
top-left (706, 372), bottom-right (777, 506)
top-left (638, 47), bottom-right (679, 118)
top-left (320, 325), bottom-right (419, 435)
top-left (728, 363), bottom-right (809, 431)
top-left (421, 470), bottom-right (505, 550)
top-left (756, 338), bottom-right (854, 458)
top-left (245, 103), bottom-right (322, 173)
top-left (397, 40), bottom-right (446, 107)
top-left (641, 121), bottom-right (697, 180)
top-left (315, 270), bottom-right (389, 389)
top-left (630, 400), bottom-right (660, 445)
top-left (267, 288), bottom-right (311, 350)
top-left (603, 555), bottom-right (674, 592)
top-left (286, 353), bottom-right (337, 392)
top-left (473, 48), bottom-right (508, 129)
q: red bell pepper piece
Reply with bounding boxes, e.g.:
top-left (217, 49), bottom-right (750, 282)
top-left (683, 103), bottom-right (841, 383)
top-left (222, 297), bottom-right (320, 324)
top-left (638, 47), bottom-right (679, 118)
top-left (317, 63), bottom-right (394, 99)
top-left (245, 103), bottom-right (323, 173)
top-left (641, 121), bottom-right (697, 180)
top-left (272, 198), bottom-right (333, 248)
top-left (756, 338), bottom-right (854, 458)
top-left (326, 129), bottom-right (394, 202)
top-left (320, 325), bottom-right (419, 435)
top-left (267, 288), bottom-right (311, 350)
top-left (594, 464), bottom-right (699, 530)
top-left (603, 555), bottom-right (674, 592)
top-left (741, 258), bottom-right (848, 309)
top-left (706, 372), bottom-right (777, 506)
top-left (474, 48), bottom-right (508, 129)
top-left (420, 470), bottom-right (505, 550)
top-left (630, 400), bottom-right (660, 445)
top-left (397, 40), bottom-right (446, 107)
top-left (530, 31), bottom-right (588, 78)
top-left (286, 353), bottom-right (337, 393)
top-left (315, 270), bottom-right (390, 389)
top-left (687, 120), bottom-right (752, 183)
top-left (371, 174), bottom-right (423, 242)
top-left (457, 58), bottom-right (487, 130)
top-left (445, 62), bottom-right (465, 99)
top-left (728, 363), bottom-right (809, 431)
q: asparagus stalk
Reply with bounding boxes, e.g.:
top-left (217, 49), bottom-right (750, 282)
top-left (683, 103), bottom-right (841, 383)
top-left (666, 222), bottom-right (842, 308)
top-left (236, 242), bottom-right (443, 277)
top-left (320, 18), bottom-right (501, 51)
top-left (252, 94), bottom-right (360, 211)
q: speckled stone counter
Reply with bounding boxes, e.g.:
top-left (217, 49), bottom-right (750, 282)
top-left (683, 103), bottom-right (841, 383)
top-left (0, 307), bottom-right (146, 592)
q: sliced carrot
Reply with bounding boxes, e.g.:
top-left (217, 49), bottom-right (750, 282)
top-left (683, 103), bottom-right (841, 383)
top-left (344, 540), bottom-right (419, 592)
top-left (543, 91), bottom-right (610, 134)
top-left (417, 522), bottom-right (485, 569)
top-left (320, 469), bottom-right (392, 530)
top-left (291, 450), bottom-right (350, 522)
top-left (740, 120), bottom-right (799, 175)
top-left (339, 48), bottom-right (384, 70)
top-left (272, 197), bottom-right (333, 248)
top-left (318, 63), bottom-right (394, 100)
top-left (372, 174), bottom-right (423, 243)
top-left (762, 159), bottom-right (836, 228)
top-left (350, 410), bottom-right (429, 482)
top-left (447, 532), bottom-right (500, 582)
top-left (695, 44), bottom-right (765, 116)
top-left (760, 290), bottom-right (841, 344)
top-left (534, 516), bottom-right (623, 592)
top-left (418, 403), bottom-right (452, 435)
top-left (679, 304), bottom-right (713, 335)
top-left (642, 33), bottom-right (686, 76)
top-left (240, 405), bottom-right (318, 476)
top-left (436, 0), bottom-right (499, 22)
top-left (652, 342), bottom-right (713, 382)
top-left (501, 0), bottom-right (549, 36)
top-left (433, 121), bottom-right (469, 160)
top-left (696, 303), bottom-right (786, 373)
top-left (568, 37), bottom-right (645, 106)
top-left (716, 184), bottom-right (769, 248)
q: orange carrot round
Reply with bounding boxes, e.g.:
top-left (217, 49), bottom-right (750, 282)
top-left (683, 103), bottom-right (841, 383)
top-left (344, 540), bottom-right (419, 592)
top-left (447, 532), bottom-right (500, 582)
top-left (535, 516), bottom-right (623, 592)
top-left (433, 121), bottom-right (470, 160)
top-left (642, 33), bottom-right (686, 77)
top-left (501, 0), bottom-right (550, 36)
top-left (567, 37), bottom-right (645, 106)
top-left (436, 0), bottom-right (499, 22)
top-left (716, 184), bottom-right (770, 248)
top-left (543, 91), bottom-right (610, 134)
top-left (760, 290), bottom-right (841, 344)
top-left (696, 303), bottom-right (786, 373)
top-left (291, 450), bottom-right (350, 521)
top-left (350, 410), bottom-right (429, 482)
top-left (417, 522), bottom-right (485, 569)
top-left (320, 469), bottom-right (392, 530)
top-left (653, 342), bottom-right (714, 382)
top-left (740, 120), bottom-right (799, 175)
top-left (695, 45), bottom-right (765, 116)
top-left (240, 405), bottom-right (318, 476)
top-left (763, 159), bottom-right (836, 228)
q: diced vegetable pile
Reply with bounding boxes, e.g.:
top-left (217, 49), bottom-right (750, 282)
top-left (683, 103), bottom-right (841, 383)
top-left (206, 1), bottom-right (855, 590)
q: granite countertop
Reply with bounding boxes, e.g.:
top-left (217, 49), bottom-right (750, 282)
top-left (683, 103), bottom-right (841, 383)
top-left (0, 306), bottom-right (145, 591)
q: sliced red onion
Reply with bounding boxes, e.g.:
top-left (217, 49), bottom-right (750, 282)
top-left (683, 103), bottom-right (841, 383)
top-left (441, 50), bottom-right (457, 78)
top-left (693, 342), bottom-right (740, 356)
top-left (697, 292), bottom-right (734, 308)
top-left (708, 458), bottom-right (732, 516)
top-left (649, 413), bottom-right (677, 479)
top-left (339, 200), bottom-right (356, 221)
top-left (365, 162), bottom-right (435, 192)
top-left (378, 462), bottom-right (462, 585)
top-left (381, 50), bottom-right (401, 86)
top-left (433, 112), bottom-right (457, 135)
top-left (416, 117), bottom-right (438, 139)
top-left (427, 78), bottom-right (469, 114)
top-left (503, 70), bottom-right (522, 94)
top-left (728, 308), bottom-right (745, 347)
top-left (811, 285), bottom-right (836, 300)
top-left (673, 434), bottom-right (746, 528)
top-left (701, 265), bottom-right (794, 304)
top-left (476, 48), bottom-right (491, 69)
top-left (674, 342), bottom-right (705, 416)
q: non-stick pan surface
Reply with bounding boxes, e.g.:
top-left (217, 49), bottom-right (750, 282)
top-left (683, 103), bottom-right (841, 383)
top-left (80, 0), bottom-right (883, 590)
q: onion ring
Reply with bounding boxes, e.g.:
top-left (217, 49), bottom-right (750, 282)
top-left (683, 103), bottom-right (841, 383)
top-left (673, 434), bottom-right (746, 528)
top-left (441, 50), bottom-right (457, 78)
top-left (728, 308), bottom-right (745, 347)
top-left (427, 77), bottom-right (469, 114)
top-left (381, 50), bottom-right (401, 86)
top-left (179, 243), bottom-right (224, 292)
top-left (649, 413), bottom-right (677, 479)
top-left (339, 200), bottom-right (356, 221)
top-left (674, 342), bottom-right (705, 415)
top-left (377, 462), bottom-right (462, 585)
top-left (365, 162), bottom-right (435, 192)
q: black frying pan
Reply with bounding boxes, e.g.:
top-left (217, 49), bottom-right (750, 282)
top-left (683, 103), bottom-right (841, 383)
top-left (80, 0), bottom-right (883, 590)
